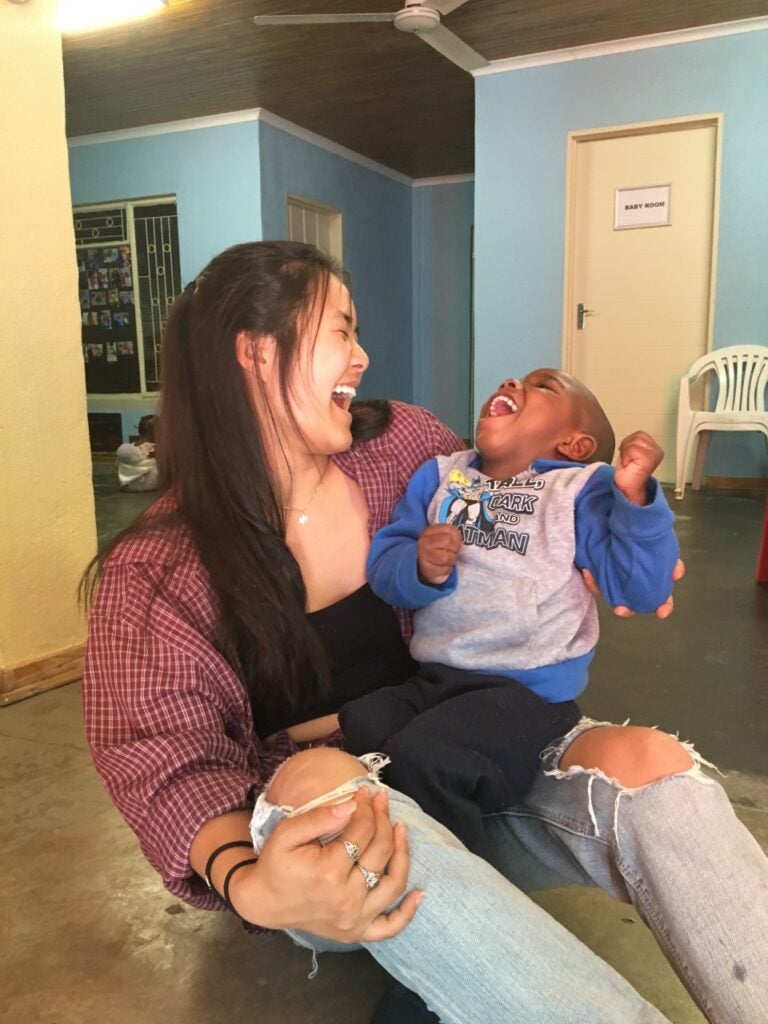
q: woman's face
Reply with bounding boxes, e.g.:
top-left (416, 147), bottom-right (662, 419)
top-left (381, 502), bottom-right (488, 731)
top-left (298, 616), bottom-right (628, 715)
top-left (273, 274), bottom-right (369, 460)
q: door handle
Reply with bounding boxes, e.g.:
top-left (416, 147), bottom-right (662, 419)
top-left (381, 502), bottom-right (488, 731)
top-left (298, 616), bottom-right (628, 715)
top-left (576, 303), bottom-right (595, 330)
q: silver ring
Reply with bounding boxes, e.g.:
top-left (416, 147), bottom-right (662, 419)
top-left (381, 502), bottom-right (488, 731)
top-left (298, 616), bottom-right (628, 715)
top-left (357, 863), bottom-right (382, 890)
top-left (341, 840), bottom-right (360, 863)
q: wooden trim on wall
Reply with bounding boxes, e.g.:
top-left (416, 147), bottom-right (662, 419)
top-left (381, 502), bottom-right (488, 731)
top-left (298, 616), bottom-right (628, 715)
top-left (474, 17), bottom-right (768, 77)
top-left (703, 477), bottom-right (768, 492)
top-left (1, 645), bottom-right (84, 707)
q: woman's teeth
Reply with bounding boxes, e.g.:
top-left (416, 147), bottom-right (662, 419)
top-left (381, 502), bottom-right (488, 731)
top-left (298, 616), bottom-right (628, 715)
top-left (489, 395), bottom-right (518, 416)
top-left (332, 384), bottom-right (356, 408)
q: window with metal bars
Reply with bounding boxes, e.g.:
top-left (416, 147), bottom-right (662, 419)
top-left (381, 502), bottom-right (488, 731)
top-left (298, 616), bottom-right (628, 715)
top-left (74, 197), bottom-right (181, 394)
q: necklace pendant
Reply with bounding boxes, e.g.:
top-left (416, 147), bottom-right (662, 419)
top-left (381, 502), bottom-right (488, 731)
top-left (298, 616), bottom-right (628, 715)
top-left (297, 513), bottom-right (309, 525)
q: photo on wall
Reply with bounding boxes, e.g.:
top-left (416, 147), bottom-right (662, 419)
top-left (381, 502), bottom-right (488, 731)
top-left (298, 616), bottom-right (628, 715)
top-left (88, 269), bottom-right (108, 290)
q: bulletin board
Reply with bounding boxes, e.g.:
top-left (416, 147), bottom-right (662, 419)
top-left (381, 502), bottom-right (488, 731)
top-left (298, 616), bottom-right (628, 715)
top-left (78, 244), bottom-right (140, 393)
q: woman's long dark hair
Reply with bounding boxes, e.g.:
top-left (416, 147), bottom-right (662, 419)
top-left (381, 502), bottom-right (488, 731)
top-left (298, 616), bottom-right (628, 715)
top-left (83, 241), bottom-right (386, 723)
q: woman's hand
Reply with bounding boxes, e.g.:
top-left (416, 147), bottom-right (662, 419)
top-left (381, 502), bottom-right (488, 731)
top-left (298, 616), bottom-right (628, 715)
top-left (229, 788), bottom-right (422, 942)
top-left (581, 558), bottom-right (686, 619)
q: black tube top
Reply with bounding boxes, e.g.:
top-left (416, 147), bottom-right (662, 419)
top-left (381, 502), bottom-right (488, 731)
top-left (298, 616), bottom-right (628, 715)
top-left (258, 584), bottom-right (417, 737)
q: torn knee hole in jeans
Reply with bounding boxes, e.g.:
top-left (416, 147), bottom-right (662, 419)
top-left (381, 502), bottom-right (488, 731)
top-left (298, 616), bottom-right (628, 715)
top-left (540, 717), bottom-right (721, 843)
top-left (250, 752), bottom-right (391, 853)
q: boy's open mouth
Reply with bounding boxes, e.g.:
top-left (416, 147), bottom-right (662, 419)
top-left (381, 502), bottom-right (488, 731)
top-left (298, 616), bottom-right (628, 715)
top-left (487, 394), bottom-right (519, 417)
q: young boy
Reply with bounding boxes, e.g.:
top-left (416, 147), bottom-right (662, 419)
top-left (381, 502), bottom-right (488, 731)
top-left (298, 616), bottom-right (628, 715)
top-left (335, 368), bottom-right (680, 849)
top-left (248, 370), bottom-right (679, 857)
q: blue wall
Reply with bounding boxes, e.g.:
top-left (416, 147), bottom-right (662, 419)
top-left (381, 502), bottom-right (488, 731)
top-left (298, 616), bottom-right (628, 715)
top-left (259, 120), bottom-right (414, 404)
top-left (474, 30), bottom-right (768, 476)
top-left (68, 115), bottom-right (475, 434)
top-left (69, 119), bottom-right (262, 283)
top-left (412, 180), bottom-right (474, 440)
top-left (69, 119), bottom-right (263, 434)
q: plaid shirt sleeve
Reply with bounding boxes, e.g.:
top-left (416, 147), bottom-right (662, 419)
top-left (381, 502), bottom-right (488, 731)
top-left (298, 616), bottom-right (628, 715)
top-left (83, 550), bottom-right (297, 912)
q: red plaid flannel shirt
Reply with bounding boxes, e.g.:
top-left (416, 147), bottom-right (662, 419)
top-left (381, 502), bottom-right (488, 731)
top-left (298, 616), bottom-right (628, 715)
top-left (83, 402), bottom-right (461, 910)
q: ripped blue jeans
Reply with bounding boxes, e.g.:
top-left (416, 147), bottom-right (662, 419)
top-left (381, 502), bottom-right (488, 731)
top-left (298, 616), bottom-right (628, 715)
top-left (281, 719), bottom-right (767, 1024)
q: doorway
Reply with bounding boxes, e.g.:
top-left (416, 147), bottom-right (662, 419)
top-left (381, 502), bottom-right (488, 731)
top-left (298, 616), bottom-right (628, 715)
top-left (563, 116), bottom-right (721, 482)
top-left (287, 194), bottom-right (343, 262)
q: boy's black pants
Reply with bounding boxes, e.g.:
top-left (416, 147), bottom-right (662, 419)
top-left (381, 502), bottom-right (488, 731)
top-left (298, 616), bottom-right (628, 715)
top-left (339, 663), bottom-right (580, 851)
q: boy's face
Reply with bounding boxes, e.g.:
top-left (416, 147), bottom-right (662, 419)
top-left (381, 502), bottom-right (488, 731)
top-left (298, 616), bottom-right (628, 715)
top-left (475, 368), bottom-right (592, 471)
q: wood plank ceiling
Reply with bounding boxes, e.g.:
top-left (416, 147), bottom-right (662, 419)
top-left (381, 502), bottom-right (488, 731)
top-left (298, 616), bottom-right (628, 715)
top-left (63, 0), bottom-right (768, 177)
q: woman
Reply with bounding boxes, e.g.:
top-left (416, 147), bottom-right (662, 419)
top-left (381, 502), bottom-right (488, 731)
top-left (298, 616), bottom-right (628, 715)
top-left (83, 241), bottom-right (767, 1023)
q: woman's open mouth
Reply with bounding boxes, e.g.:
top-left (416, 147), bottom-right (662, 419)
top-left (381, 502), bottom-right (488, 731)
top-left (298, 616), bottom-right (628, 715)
top-left (332, 384), bottom-right (357, 410)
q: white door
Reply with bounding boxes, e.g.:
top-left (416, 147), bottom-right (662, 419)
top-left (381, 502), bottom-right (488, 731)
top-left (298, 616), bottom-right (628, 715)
top-left (565, 120), bottom-right (719, 482)
top-left (287, 195), bottom-right (343, 262)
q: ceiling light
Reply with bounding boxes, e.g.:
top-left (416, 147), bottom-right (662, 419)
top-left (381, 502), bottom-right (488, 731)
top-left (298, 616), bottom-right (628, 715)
top-left (57, 0), bottom-right (167, 34)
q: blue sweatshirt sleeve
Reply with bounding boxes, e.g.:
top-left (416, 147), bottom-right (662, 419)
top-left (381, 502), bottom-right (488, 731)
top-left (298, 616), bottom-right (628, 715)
top-left (366, 458), bottom-right (459, 610)
top-left (574, 465), bottom-right (679, 614)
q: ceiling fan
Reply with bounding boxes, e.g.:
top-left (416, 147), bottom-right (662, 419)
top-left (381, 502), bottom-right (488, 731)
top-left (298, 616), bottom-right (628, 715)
top-left (253, 0), bottom-right (488, 73)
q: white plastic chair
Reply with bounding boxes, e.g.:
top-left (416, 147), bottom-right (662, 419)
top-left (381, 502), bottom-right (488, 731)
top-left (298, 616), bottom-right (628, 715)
top-left (675, 345), bottom-right (768, 499)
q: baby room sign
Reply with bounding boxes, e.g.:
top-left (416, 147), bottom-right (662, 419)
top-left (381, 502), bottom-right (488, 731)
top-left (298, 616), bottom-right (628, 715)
top-left (614, 184), bottom-right (671, 229)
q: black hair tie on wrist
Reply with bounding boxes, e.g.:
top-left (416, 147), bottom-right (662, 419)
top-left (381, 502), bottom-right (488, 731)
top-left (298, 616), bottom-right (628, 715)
top-left (222, 857), bottom-right (259, 917)
top-left (203, 840), bottom-right (254, 892)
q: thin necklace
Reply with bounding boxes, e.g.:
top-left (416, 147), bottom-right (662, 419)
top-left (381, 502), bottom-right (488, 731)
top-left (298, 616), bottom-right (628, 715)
top-left (282, 461), bottom-right (330, 525)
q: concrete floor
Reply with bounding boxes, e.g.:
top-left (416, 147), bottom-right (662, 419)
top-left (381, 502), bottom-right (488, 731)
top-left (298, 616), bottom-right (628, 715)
top-left (1, 473), bottom-right (766, 1023)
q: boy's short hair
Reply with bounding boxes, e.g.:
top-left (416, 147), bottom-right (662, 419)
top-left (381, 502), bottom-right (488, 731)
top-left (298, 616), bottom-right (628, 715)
top-left (579, 392), bottom-right (615, 464)
top-left (581, 399), bottom-right (618, 464)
